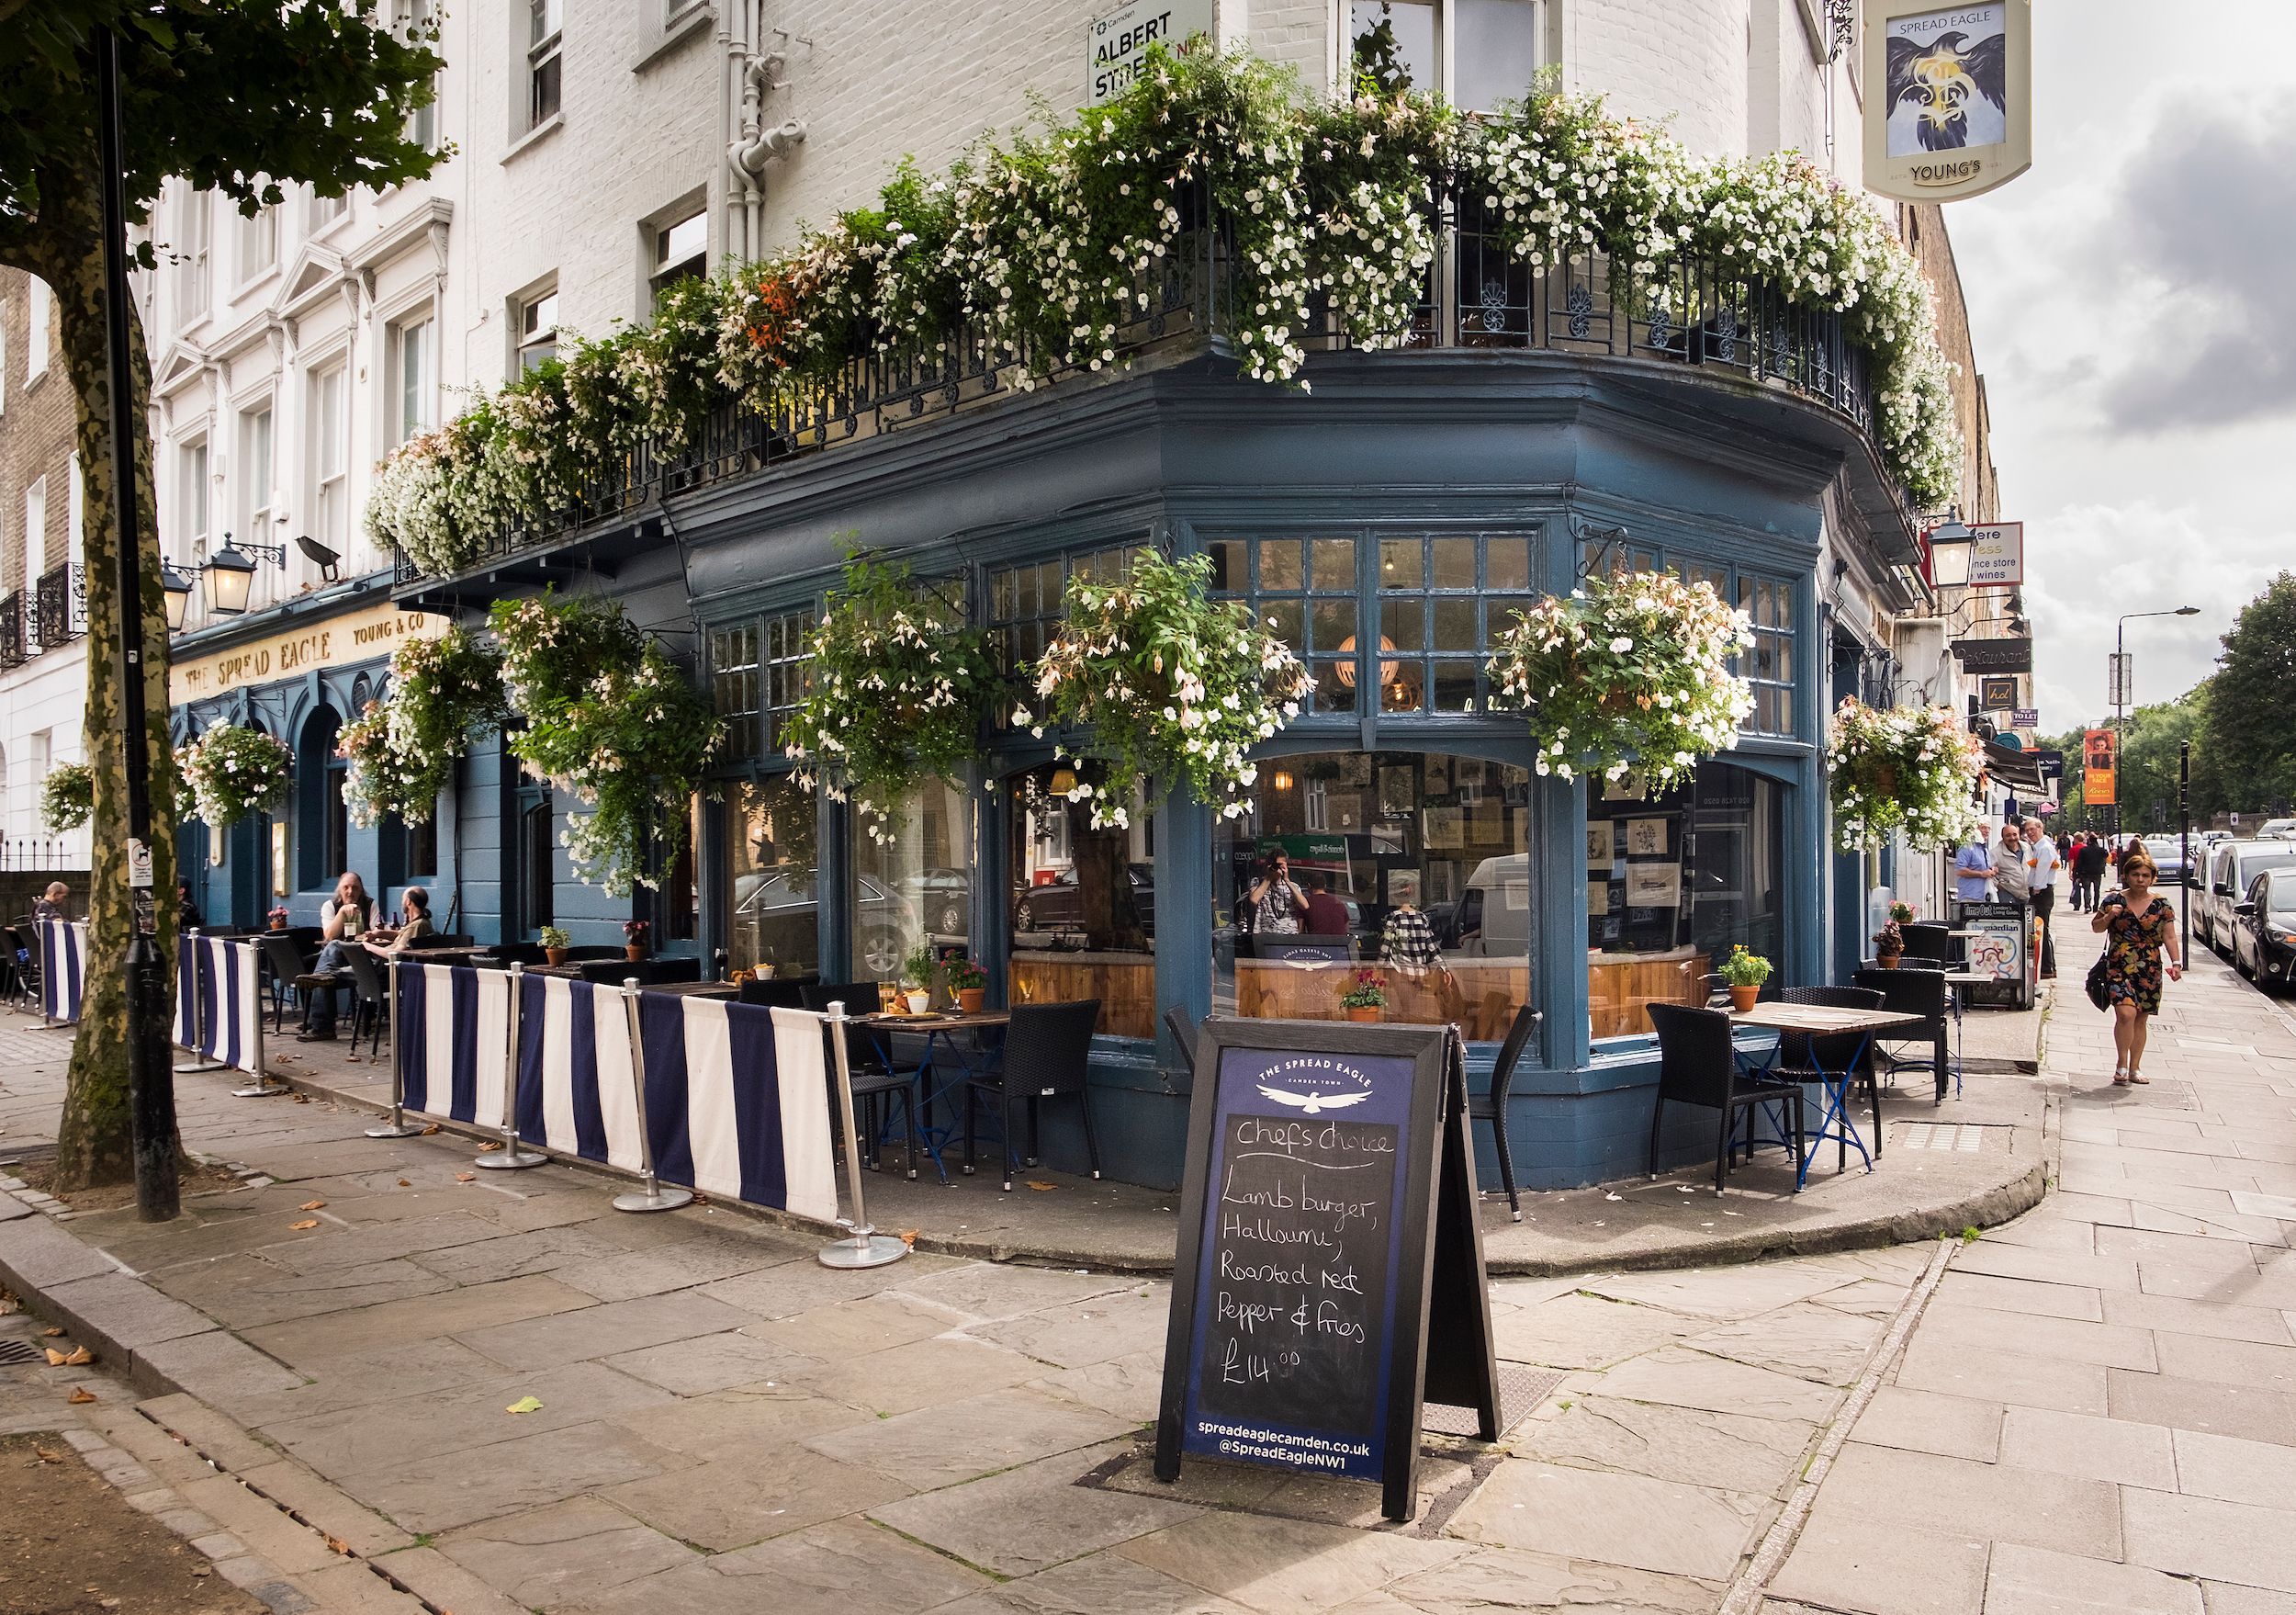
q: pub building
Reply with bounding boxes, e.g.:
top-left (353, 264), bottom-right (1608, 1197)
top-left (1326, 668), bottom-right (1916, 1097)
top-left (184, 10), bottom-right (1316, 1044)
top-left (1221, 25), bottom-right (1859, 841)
top-left (188, 283), bottom-right (1939, 1197)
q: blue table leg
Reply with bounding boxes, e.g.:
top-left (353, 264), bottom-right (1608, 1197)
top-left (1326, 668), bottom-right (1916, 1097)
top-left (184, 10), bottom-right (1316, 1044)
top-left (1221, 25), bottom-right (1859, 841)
top-left (1796, 1032), bottom-right (1877, 1190)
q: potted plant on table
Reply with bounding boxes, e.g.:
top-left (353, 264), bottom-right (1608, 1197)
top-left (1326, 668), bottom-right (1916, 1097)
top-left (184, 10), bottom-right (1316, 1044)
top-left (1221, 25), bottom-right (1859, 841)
top-left (1719, 945), bottom-right (1772, 1013)
top-left (1889, 900), bottom-right (1916, 926)
top-left (623, 920), bottom-right (650, 962)
top-left (948, 956), bottom-right (988, 1015)
top-left (900, 942), bottom-right (938, 1015)
top-left (1874, 920), bottom-right (1904, 968)
top-left (267, 907), bottom-right (290, 932)
top-left (1341, 968), bottom-right (1390, 1024)
top-left (539, 926), bottom-right (571, 967)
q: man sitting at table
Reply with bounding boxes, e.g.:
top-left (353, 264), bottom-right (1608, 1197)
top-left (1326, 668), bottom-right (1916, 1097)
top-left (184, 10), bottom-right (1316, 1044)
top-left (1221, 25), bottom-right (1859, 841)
top-left (298, 873), bottom-right (399, 1041)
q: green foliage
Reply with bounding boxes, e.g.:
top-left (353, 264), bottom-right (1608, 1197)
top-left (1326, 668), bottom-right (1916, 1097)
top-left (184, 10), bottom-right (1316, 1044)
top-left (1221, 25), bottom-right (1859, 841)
top-left (489, 593), bottom-right (722, 897)
top-left (1826, 698), bottom-right (1983, 853)
top-left (1020, 550), bottom-right (1312, 830)
top-left (2201, 573), bottom-right (2296, 815)
top-left (343, 627), bottom-right (506, 828)
top-left (538, 926), bottom-right (570, 950)
top-left (39, 761), bottom-right (96, 832)
top-left (1718, 945), bottom-right (1773, 988)
top-left (175, 723), bottom-right (292, 829)
top-left (900, 941), bottom-right (939, 989)
top-left (782, 553), bottom-right (1001, 843)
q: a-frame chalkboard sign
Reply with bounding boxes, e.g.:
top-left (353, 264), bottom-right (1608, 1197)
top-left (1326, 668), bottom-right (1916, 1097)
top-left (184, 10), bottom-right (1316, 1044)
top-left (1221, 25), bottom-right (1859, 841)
top-left (1154, 1017), bottom-right (1501, 1522)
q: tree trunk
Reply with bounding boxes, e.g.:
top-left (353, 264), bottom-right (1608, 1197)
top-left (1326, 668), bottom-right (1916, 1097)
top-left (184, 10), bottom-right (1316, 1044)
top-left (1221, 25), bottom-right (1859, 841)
top-left (34, 151), bottom-right (181, 1192)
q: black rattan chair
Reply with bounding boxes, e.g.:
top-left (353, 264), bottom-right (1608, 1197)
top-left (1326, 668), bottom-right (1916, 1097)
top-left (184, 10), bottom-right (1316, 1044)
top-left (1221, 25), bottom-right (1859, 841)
top-left (1163, 1005), bottom-right (1199, 1082)
top-left (964, 999), bottom-right (1101, 1191)
top-left (738, 977), bottom-right (812, 1010)
top-left (1470, 1004), bottom-right (1538, 1220)
top-left (258, 932), bottom-right (315, 1033)
top-left (800, 982), bottom-right (922, 1178)
top-left (1647, 1002), bottom-right (1806, 1193)
top-left (579, 955), bottom-right (700, 986)
top-left (1776, 985), bottom-right (1885, 1165)
top-left (1900, 921), bottom-right (1953, 964)
top-left (1854, 967), bottom-right (1951, 1103)
top-left (340, 947), bottom-right (392, 1059)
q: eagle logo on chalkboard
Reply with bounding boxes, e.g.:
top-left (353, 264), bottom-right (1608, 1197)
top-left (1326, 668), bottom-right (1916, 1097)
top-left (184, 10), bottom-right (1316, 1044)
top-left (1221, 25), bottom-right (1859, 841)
top-left (1885, 29), bottom-right (2008, 151)
top-left (1256, 1084), bottom-right (1372, 1115)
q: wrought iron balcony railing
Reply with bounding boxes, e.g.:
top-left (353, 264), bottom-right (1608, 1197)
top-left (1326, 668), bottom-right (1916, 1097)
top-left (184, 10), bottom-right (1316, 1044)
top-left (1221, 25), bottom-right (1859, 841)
top-left (396, 195), bottom-right (1885, 589)
top-left (31, 564), bottom-right (85, 652)
top-left (0, 592), bottom-right (25, 668)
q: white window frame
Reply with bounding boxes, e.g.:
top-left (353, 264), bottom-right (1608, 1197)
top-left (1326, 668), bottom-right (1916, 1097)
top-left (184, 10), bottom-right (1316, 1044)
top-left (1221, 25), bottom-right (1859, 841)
top-left (308, 361), bottom-right (349, 561)
top-left (176, 186), bottom-right (211, 322)
top-left (25, 477), bottom-right (49, 578)
top-left (389, 312), bottom-right (436, 446)
top-left (1341, 0), bottom-right (1556, 113)
top-left (307, 184), bottom-right (348, 235)
top-left (25, 277), bottom-right (50, 382)
top-left (527, 0), bottom-right (563, 131)
top-left (240, 402), bottom-right (276, 561)
top-left (66, 454), bottom-right (82, 564)
top-left (237, 201), bottom-right (279, 288)
top-left (402, 0), bottom-right (440, 150)
top-left (179, 436), bottom-right (210, 563)
top-left (513, 281), bottom-right (559, 373)
top-left (647, 205), bottom-right (707, 303)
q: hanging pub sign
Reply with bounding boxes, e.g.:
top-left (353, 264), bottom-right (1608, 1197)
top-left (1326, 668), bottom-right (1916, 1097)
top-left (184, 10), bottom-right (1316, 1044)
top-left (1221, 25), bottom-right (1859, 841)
top-left (1977, 675), bottom-right (2018, 711)
top-left (1863, 1), bottom-right (2033, 204)
top-left (1966, 522), bottom-right (2024, 587)
top-left (1155, 1018), bottom-right (1500, 1522)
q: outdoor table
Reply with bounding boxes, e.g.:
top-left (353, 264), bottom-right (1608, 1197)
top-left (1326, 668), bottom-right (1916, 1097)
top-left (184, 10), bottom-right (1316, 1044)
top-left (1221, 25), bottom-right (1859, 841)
top-left (410, 944), bottom-right (500, 963)
top-left (850, 1011), bottom-right (1013, 1184)
top-left (523, 962), bottom-right (588, 979)
top-left (1932, 970), bottom-right (1998, 1098)
top-left (642, 979), bottom-right (738, 999)
top-left (1729, 1003), bottom-right (1930, 1188)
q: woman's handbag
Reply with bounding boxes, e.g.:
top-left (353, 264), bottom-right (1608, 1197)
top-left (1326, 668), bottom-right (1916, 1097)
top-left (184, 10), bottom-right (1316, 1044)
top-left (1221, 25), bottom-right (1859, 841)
top-left (2086, 953), bottom-right (2112, 1012)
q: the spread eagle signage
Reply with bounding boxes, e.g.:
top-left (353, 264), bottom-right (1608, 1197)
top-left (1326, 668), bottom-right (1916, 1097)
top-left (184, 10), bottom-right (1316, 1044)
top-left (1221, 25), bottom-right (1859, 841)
top-left (1862, 1), bottom-right (2032, 204)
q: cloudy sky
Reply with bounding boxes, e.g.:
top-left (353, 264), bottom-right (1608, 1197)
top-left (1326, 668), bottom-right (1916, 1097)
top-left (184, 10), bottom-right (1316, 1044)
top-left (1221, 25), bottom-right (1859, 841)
top-left (1947, 2), bottom-right (2296, 733)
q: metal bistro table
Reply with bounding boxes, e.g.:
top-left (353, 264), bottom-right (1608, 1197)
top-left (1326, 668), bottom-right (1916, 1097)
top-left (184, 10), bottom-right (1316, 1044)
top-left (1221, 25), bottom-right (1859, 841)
top-left (1933, 969), bottom-right (2001, 1099)
top-left (1730, 1002), bottom-right (1930, 1189)
top-left (851, 1009), bottom-right (1012, 1184)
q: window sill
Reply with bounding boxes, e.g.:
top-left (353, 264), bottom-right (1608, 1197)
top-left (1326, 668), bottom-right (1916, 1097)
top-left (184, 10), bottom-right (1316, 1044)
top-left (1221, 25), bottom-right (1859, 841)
top-left (633, 5), bottom-right (714, 73)
top-left (231, 266), bottom-right (281, 302)
top-left (500, 114), bottom-right (564, 166)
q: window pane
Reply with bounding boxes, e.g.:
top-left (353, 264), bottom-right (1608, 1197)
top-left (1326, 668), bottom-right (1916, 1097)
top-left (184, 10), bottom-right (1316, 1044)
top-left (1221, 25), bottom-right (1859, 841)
top-left (1259, 538), bottom-right (1305, 593)
top-left (1432, 597), bottom-right (1476, 651)
top-left (1453, 0), bottom-right (1547, 113)
top-left (1383, 599), bottom-right (1424, 654)
top-left (1213, 750), bottom-right (1536, 1042)
top-left (727, 777), bottom-right (817, 979)
top-left (1349, 1), bottom-right (1436, 94)
top-left (1261, 598), bottom-right (1303, 654)
top-left (851, 776), bottom-right (972, 980)
top-left (1380, 537), bottom-right (1423, 590)
top-left (1486, 537), bottom-right (1532, 592)
top-left (1311, 598), bottom-right (1357, 656)
top-left (1311, 537), bottom-right (1356, 592)
top-left (1589, 762), bottom-right (1784, 1043)
top-left (1008, 767), bottom-right (1154, 1038)
top-left (1432, 661), bottom-right (1478, 711)
top-left (1431, 536), bottom-right (1476, 590)
top-left (1312, 661), bottom-right (1359, 714)
top-left (1207, 539), bottom-right (1246, 593)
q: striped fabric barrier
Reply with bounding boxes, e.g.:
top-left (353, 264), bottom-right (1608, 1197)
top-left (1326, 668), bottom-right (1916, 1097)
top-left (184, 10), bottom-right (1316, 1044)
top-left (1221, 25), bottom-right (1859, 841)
top-left (512, 972), bottom-right (646, 1174)
top-left (173, 939), bottom-right (197, 1047)
top-left (636, 993), bottom-right (839, 1224)
top-left (188, 935), bottom-right (265, 1076)
top-left (394, 961), bottom-right (514, 1130)
top-left (39, 920), bottom-right (85, 1024)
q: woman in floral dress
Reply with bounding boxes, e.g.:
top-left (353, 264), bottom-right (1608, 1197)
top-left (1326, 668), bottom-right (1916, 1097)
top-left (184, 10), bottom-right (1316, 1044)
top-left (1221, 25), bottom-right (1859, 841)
top-left (2091, 849), bottom-right (2182, 1086)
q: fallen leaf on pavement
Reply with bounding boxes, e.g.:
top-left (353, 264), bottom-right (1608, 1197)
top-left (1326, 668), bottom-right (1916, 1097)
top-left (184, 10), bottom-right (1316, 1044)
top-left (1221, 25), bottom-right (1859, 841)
top-left (456, 1172), bottom-right (476, 1182)
top-left (897, 1228), bottom-right (919, 1247)
top-left (291, 1091), bottom-right (313, 1101)
top-left (31, 1445), bottom-right (62, 1463)
top-left (190, 1568), bottom-right (211, 1579)
top-left (1026, 1181), bottom-right (1057, 1191)
top-left (396, 1179), bottom-right (412, 1188)
top-left (504, 1395), bottom-right (544, 1415)
top-left (44, 1349), bottom-right (67, 1366)
top-left (68, 1388), bottom-right (96, 1405)
top-left (289, 1220), bottom-right (320, 1231)
top-left (42, 1327), bottom-right (63, 1338)
top-left (63, 1347), bottom-right (92, 1366)
top-left (299, 1200), bottom-right (327, 1211)
top-left (421, 1124), bottom-right (442, 1135)
top-left (478, 1140), bottom-right (504, 1153)
top-left (324, 1536), bottom-right (349, 1556)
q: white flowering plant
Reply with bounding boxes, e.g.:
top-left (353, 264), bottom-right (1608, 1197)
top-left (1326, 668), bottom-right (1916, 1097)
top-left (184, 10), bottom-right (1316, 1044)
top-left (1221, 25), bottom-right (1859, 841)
top-left (176, 723), bottom-right (294, 830)
top-left (1017, 550), bottom-right (1313, 830)
top-left (490, 593), bottom-right (722, 895)
top-left (1487, 570), bottom-right (1753, 793)
top-left (782, 553), bottom-right (1001, 843)
top-left (341, 627), bottom-right (506, 829)
top-left (39, 761), bottom-right (94, 833)
top-left (370, 50), bottom-right (1969, 573)
top-left (1826, 696), bottom-right (1982, 853)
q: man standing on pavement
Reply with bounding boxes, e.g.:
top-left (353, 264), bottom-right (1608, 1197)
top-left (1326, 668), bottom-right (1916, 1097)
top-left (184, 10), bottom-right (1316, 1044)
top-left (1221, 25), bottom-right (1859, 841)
top-left (2022, 815), bottom-right (2061, 978)
top-left (1954, 822), bottom-right (1995, 905)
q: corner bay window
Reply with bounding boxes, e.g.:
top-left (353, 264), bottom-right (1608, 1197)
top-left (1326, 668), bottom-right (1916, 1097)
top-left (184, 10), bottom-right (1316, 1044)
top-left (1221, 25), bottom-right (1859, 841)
top-left (1587, 760), bottom-right (1785, 1042)
top-left (1008, 767), bottom-right (1155, 1039)
top-left (1213, 751), bottom-right (1536, 1042)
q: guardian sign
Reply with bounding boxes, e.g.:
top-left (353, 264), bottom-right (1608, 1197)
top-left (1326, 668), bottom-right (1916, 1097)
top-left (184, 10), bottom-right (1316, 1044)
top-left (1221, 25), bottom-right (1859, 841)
top-left (1862, 1), bottom-right (2032, 203)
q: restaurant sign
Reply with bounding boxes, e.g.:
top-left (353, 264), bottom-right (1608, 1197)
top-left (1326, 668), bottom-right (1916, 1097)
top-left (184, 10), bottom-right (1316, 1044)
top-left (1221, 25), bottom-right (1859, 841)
top-left (1952, 635), bottom-right (2032, 674)
top-left (171, 603), bottom-right (446, 705)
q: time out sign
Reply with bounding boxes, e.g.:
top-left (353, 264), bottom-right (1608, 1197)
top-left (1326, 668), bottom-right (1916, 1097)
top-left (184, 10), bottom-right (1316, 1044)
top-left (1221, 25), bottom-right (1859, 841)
top-left (1086, 0), bottom-right (1214, 105)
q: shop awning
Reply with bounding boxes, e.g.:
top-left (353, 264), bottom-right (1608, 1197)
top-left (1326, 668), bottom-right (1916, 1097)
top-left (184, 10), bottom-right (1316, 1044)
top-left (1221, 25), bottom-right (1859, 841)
top-left (1983, 738), bottom-right (2046, 791)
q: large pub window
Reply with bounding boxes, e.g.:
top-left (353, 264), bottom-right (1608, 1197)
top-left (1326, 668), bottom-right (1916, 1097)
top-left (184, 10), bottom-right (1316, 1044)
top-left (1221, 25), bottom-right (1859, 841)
top-left (1204, 536), bottom-right (1360, 713)
top-left (726, 775), bottom-right (819, 980)
top-left (987, 542), bottom-right (1145, 709)
top-left (1007, 765), bottom-right (1155, 1038)
top-left (295, 706), bottom-right (344, 891)
top-left (1371, 534), bottom-right (1536, 712)
top-left (1580, 535), bottom-right (1798, 739)
top-left (517, 786), bottom-right (554, 933)
top-left (710, 609), bottom-right (813, 762)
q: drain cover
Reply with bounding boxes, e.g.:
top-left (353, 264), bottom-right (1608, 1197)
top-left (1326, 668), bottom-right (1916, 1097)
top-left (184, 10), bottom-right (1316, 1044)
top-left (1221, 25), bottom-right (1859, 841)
top-left (0, 1339), bottom-right (44, 1366)
top-left (1423, 1363), bottom-right (1562, 1439)
top-left (1890, 1122), bottom-right (2012, 1153)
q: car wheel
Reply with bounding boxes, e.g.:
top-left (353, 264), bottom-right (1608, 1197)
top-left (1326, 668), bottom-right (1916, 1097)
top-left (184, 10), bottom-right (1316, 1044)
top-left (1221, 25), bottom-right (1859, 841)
top-left (939, 902), bottom-right (964, 935)
top-left (1013, 902), bottom-right (1034, 932)
top-left (861, 928), bottom-right (903, 977)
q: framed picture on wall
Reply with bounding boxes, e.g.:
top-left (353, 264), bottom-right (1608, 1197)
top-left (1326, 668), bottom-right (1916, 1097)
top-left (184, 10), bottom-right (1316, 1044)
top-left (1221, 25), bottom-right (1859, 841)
top-left (1586, 820), bottom-right (1613, 869)
top-left (1424, 755), bottom-right (1451, 794)
top-left (1424, 807), bottom-right (1464, 851)
top-left (1626, 818), bottom-right (1670, 857)
top-left (1625, 863), bottom-right (1683, 908)
top-left (1379, 767), bottom-right (1415, 817)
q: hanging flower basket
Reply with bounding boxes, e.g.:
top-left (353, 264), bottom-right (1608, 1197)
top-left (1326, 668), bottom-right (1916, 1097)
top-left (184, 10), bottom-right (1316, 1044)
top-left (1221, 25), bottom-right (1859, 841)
top-left (490, 593), bottom-right (723, 896)
top-left (1826, 697), bottom-right (1984, 854)
top-left (342, 627), bottom-right (508, 830)
top-left (1486, 570), bottom-right (1753, 793)
top-left (1018, 550), bottom-right (1312, 830)
top-left (176, 724), bottom-right (294, 830)
top-left (39, 762), bottom-right (95, 833)
top-left (782, 552), bottom-right (1003, 843)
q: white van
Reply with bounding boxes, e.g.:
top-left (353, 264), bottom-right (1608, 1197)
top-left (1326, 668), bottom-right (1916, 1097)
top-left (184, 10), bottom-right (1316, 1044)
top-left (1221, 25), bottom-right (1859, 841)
top-left (1456, 855), bottom-right (1536, 958)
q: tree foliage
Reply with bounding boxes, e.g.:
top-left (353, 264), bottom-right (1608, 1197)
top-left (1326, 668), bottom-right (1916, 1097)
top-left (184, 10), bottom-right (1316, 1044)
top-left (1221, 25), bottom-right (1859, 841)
top-left (2201, 572), bottom-right (2296, 815)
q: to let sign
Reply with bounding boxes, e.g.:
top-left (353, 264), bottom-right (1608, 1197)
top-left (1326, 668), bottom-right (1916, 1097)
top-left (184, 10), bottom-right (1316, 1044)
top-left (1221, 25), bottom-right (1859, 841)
top-left (1086, 0), bottom-right (1214, 104)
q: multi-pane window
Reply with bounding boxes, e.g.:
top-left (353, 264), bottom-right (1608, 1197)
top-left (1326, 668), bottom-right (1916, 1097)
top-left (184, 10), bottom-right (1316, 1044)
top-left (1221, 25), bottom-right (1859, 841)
top-left (711, 609), bottom-right (812, 764)
top-left (1206, 536), bottom-right (1362, 714)
top-left (25, 277), bottom-right (50, 380)
top-left (528, 0), bottom-right (563, 128)
top-left (175, 187), bottom-right (210, 321)
top-left (1346, 0), bottom-right (1551, 114)
top-left (179, 438), bottom-right (209, 562)
top-left (515, 287), bottom-right (558, 372)
top-left (987, 543), bottom-right (1142, 678)
top-left (309, 366), bottom-right (347, 556)
top-left (241, 406), bottom-right (273, 543)
top-left (1739, 577), bottom-right (1795, 737)
top-left (394, 316), bottom-right (433, 443)
top-left (649, 208), bottom-right (706, 302)
top-left (308, 186), bottom-right (346, 233)
top-left (1372, 534), bottom-right (1536, 713)
top-left (402, 0), bottom-right (439, 150)
top-left (238, 202), bottom-right (278, 283)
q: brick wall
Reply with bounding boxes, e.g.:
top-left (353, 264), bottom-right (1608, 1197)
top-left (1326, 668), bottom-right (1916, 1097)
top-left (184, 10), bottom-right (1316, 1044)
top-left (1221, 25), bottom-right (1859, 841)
top-left (0, 267), bottom-right (77, 598)
top-left (1901, 203), bottom-right (1999, 522)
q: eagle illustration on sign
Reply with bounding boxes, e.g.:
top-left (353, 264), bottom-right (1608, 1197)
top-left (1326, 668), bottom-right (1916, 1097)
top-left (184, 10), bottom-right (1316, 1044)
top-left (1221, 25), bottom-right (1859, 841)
top-left (1885, 22), bottom-right (2008, 152)
top-left (1255, 1083), bottom-right (1372, 1114)
top-left (1251, 1054), bottom-right (1379, 1114)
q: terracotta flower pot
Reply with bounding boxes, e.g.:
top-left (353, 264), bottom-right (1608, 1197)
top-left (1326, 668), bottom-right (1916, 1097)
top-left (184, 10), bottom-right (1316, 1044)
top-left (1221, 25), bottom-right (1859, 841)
top-left (544, 947), bottom-right (568, 966)
top-left (1729, 984), bottom-right (1761, 1013)
top-left (1345, 1006), bottom-right (1382, 1023)
top-left (956, 988), bottom-right (985, 1014)
top-left (625, 943), bottom-right (646, 962)
top-left (269, 920), bottom-right (287, 932)
top-left (1877, 953), bottom-right (1900, 969)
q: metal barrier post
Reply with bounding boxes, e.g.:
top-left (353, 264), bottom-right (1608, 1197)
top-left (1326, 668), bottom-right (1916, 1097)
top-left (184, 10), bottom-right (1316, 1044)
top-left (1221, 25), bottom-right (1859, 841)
top-left (173, 929), bottom-right (222, 1073)
top-left (366, 956), bottom-right (422, 1139)
top-left (611, 977), bottom-right (692, 1214)
top-left (816, 999), bottom-right (908, 1270)
top-left (477, 960), bottom-right (546, 1169)
top-left (229, 938), bottom-right (290, 1098)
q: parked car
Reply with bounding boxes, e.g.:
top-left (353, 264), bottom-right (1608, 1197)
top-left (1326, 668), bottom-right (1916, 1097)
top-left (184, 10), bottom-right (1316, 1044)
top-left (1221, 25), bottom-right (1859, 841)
top-left (2200, 841), bottom-right (2296, 955)
top-left (2258, 818), bottom-right (2296, 841)
top-left (1010, 863), bottom-right (1156, 943)
top-left (2232, 868), bottom-right (2296, 993)
top-left (2143, 835), bottom-right (2198, 886)
top-left (732, 867), bottom-right (912, 977)
top-left (897, 866), bottom-right (973, 938)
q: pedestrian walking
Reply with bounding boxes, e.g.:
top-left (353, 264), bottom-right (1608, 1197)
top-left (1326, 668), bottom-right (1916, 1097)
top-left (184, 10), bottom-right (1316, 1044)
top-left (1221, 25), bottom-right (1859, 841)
top-left (2023, 816), bottom-right (2061, 978)
top-left (2092, 849), bottom-right (2182, 1086)
top-left (2073, 832), bottom-right (2108, 911)
top-left (1953, 823), bottom-right (1995, 904)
